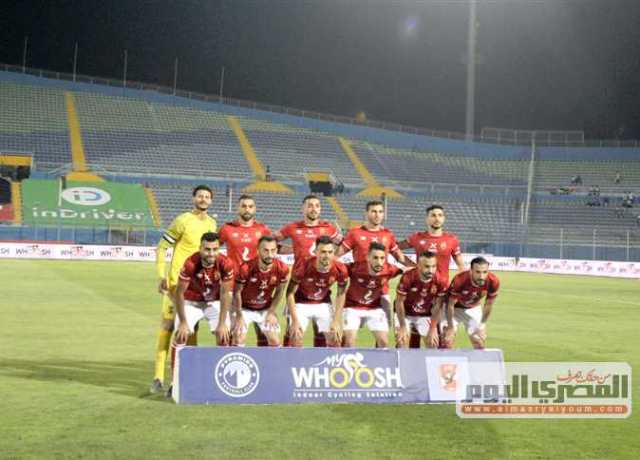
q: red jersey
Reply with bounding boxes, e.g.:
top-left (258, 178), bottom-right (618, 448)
top-left (341, 226), bottom-right (399, 263)
top-left (219, 220), bottom-right (271, 268)
top-left (345, 261), bottom-right (402, 309)
top-left (292, 256), bottom-right (349, 304)
top-left (405, 231), bottom-right (461, 282)
top-left (448, 270), bottom-right (500, 309)
top-left (237, 257), bottom-right (290, 311)
top-left (179, 252), bottom-right (235, 302)
top-left (278, 220), bottom-right (340, 262)
top-left (396, 269), bottom-right (448, 316)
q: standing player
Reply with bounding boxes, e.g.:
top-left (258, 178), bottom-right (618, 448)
top-left (336, 200), bottom-right (407, 265)
top-left (219, 194), bottom-right (272, 268)
top-left (286, 236), bottom-right (349, 347)
top-left (394, 252), bottom-right (448, 348)
top-left (169, 232), bottom-right (234, 393)
top-left (233, 235), bottom-right (290, 346)
top-left (276, 194), bottom-right (342, 346)
top-left (336, 200), bottom-right (410, 336)
top-left (218, 194), bottom-right (272, 346)
top-left (399, 204), bottom-right (465, 348)
top-left (442, 257), bottom-right (500, 349)
top-left (342, 242), bottom-right (403, 348)
top-left (151, 185), bottom-right (216, 394)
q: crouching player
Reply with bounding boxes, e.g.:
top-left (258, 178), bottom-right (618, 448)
top-left (233, 235), bottom-right (289, 346)
top-left (342, 242), bottom-right (403, 348)
top-left (169, 232), bottom-right (234, 394)
top-left (442, 256), bottom-right (500, 349)
top-left (286, 236), bottom-right (348, 347)
top-left (394, 251), bottom-right (448, 348)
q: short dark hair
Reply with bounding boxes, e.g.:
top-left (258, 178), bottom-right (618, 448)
top-left (258, 235), bottom-right (277, 246)
top-left (303, 194), bottom-right (320, 204)
top-left (368, 241), bottom-right (386, 253)
top-left (418, 251), bottom-right (437, 260)
top-left (470, 256), bottom-right (490, 268)
top-left (315, 235), bottom-right (333, 247)
top-left (201, 232), bottom-right (220, 243)
top-left (238, 194), bottom-right (255, 203)
top-left (426, 205), bottom-right (444, 214)
top-left (192, 185), bottom-right (213, 197)
top-left (366, 200), bottom-right (384, 211)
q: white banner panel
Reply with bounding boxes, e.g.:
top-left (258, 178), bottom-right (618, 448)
top-left (0, 242), bottom-right (638, 278)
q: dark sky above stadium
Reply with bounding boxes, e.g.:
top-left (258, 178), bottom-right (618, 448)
top-left (1, 0), bottom-right (640, 139)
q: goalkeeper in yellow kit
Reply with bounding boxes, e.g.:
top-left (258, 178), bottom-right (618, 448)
top-left (150, 185), bottom-right (217, 393)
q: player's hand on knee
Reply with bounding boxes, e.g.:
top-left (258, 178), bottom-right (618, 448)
top-left (476, 323), bottom-right (487, 341)
top-left (265, 312), bottom-right (279, 329)
top-left (158, 278), bottom-right (168, 294)
top-left (396, 326), bottom-right (409, 347)
top-left (426, 329), bottom-right (439, 348)
top-left (175, 323), bottom-right (190, 344)
top-left (216, 322), bottom-right (230, 345)
top-left (289, 320), bottom-right (303, 342)
top-left (329, 320), bottom-right (342, 343)
top-left (232, 316), bottom-right (246, 337)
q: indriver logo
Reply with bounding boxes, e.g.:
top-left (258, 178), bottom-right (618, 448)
top-left (62, 187), bottom-right (111, 206)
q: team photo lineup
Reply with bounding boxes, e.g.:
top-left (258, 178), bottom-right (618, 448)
top-left (151, 185), bottom-right (500, 394)
top-left (4, 2), bottom-right (640, 458)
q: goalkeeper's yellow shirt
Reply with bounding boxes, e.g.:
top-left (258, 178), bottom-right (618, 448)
top-left (156, 211), bottom-right (217, 288)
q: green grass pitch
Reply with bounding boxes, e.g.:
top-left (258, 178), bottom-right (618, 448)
top-left (1, 259), bottom-right (639, 459)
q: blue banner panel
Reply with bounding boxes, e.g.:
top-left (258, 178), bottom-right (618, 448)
top-left (174, 347), bottom-right (504, 405)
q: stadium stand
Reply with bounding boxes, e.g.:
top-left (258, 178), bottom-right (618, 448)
top-left (0, 72), bottom-right (638, 260)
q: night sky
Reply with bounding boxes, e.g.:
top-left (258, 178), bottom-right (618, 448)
top-left (1, 0), bottom-right (640, 139)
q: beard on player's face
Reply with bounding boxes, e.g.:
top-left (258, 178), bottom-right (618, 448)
top-left (195, 201), bottom-right (210, 211)
top-left (306, 211), bottom-right (319, 221)
top-left (473, 276), bottom-right (486, 285)
top-left (260, 255), bottom-right (273, 265)
top-left (240, 211), bottom-right (254, 222)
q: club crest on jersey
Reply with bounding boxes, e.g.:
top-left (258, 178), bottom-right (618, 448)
top-left (431, 286), bottom-right (437, 295)
top-left (270, 276), bottom-right (277, 284)
top-left (319, 228), bottom-right (326, 234)
top-left (255, 231), bottom-right (262, 238)
top-left (296, 229), bottom-right (303, 235)
top-left (232, 232), bottom-right (239, 238)
top-left (360, 236), bottom-right (367, 241)
top-left (440, 242), bottom-right (447, 249)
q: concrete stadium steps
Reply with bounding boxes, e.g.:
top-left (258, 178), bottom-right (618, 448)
top-left (350, 141), bottom-right (528, 187)
top-left (533, 160), bottom-right (640, 193)
top-left (0, 82), bottom-right (70, 168)
top-left (241, 123), bottom-right (359, 185)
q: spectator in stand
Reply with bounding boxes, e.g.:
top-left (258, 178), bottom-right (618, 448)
top-left (614, 172), bottom-right (622, 184)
